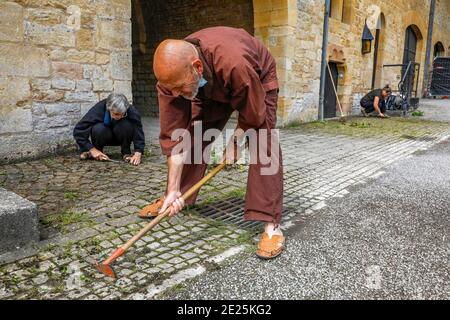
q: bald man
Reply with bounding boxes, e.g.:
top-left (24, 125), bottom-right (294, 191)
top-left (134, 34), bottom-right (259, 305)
top-left (140, 27), bottom-right (284, 259)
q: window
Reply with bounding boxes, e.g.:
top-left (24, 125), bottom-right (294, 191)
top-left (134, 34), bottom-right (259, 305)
top-left (330, 0), bottom-right (343, 20)
top-left (342, 0), bottom-right (352, 24)
top-left (329, 0), bottom-right (352, 24)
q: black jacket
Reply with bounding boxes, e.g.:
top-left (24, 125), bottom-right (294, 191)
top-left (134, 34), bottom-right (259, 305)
top-left (361, 89), bottom-right (383, 105)
top-left (73, 100), bottom-right (145, 153)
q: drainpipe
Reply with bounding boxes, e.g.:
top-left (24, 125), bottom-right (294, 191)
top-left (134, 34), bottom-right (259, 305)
top-left (422, 0), bottom-right (436, 97)
top-left (371, 28), bottom-right (380, 90)
top-left (318, 0), bottom-right (331, 121)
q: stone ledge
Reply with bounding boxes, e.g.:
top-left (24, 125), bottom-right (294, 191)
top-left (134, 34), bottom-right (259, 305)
top-left (0, 188), bottom-right (39, 254)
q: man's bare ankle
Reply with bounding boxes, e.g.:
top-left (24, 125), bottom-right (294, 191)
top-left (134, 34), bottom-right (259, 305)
top-left (264, 223), bottom-right (283, 239)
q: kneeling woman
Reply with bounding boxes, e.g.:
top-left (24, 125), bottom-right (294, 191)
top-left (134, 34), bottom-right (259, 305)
top-left (73, 93), bottom-right (145, 166)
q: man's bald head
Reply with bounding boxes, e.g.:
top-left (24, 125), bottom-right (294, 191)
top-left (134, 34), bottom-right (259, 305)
top-left (153, 40), bottom-right (199, 85)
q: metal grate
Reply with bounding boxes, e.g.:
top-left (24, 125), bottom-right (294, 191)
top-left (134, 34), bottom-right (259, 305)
top-left (430, 57), bottom-right (450, 96)
top-left (196, 197), bottom-right (262, 229)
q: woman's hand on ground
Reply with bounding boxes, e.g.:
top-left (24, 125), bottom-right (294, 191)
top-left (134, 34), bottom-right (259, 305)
top-left (129, 152), bottom-right (142, 166)
top-left (89, 148), bottom-right (109, 161)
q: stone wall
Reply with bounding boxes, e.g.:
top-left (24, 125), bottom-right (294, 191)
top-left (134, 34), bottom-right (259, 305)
top-left (289, 0), bottom-right (323, 123)
top-left (0, 0), bottom-right (132, 163)
top-left (1, 0), bottom-right (450, 162)
top-left (253, 0), bottom-right (300, 126)
top-left (132, 0), bottom-right (254, 116)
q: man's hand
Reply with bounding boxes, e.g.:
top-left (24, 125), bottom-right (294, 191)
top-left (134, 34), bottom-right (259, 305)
top-left (223, 128), bottom-right (245, 164)
top-left (89, 147), bottom-right (109, 161)
top-left (223, 142), bottom-right (241, 164)
top-left (159, 190), bottom-right (185, 217)
top-left (129, 152), bottom-right (142, 166)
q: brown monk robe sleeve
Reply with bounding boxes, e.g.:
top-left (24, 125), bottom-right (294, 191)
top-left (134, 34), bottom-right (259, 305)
top-left (229, 63), bottom-right (267, 131)
top-left (157, 83), bottom-right (192, 156)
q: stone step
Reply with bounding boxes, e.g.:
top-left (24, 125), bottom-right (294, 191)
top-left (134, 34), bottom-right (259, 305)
top-left (0, 188), bottom-right (39, 254)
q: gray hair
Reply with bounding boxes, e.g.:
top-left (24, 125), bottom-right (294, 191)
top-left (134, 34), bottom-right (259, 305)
top-left (106, 93), bottom-right (130, 114)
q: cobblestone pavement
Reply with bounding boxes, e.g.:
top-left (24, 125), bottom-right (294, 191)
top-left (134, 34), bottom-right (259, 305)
top-left (0, 100), bottom-right (449, 299)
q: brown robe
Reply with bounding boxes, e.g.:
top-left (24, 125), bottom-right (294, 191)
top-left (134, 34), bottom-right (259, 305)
top-left (158, 26), bottom-right (283, 224)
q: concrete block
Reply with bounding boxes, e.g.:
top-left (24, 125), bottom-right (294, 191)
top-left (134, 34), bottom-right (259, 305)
top-left (0, 188), bottom-right (39, 254)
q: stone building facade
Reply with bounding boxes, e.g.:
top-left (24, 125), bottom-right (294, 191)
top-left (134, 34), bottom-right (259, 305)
top-left (0, 0), bottom-right (133, 163)
top-left (132, 0), bottom-right (255, 116)
top-left (1, 0), bottom-right (449, 162)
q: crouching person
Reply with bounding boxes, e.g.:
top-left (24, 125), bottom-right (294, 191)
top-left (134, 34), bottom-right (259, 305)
top-left (73, 93), bottom-right (145, 166)
top-left (360, 86), bottom-right (392, 118)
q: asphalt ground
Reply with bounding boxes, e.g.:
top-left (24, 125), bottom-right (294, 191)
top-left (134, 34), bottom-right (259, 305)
top-left (163, 139), bottom-right (450, 300)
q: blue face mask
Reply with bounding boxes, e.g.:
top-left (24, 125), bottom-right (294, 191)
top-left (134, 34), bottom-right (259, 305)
top-left (104, 109), bottom-right (112, 126)
top-left (199, 77), bottom-right (207, 88)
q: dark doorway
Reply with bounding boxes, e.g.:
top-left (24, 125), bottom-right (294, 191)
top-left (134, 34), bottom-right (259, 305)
top-left (402, 26), bottom-right (418, 95)
top-left (434, 42), bottom-right (445, 58)
top-left (131, 0), bottom-right (255, 117)
top-left (324, 62), bottom-right (339, 119)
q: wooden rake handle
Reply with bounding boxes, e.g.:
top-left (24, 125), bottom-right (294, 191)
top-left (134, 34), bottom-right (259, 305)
top-left (104, 162), bottom-right (227, 264)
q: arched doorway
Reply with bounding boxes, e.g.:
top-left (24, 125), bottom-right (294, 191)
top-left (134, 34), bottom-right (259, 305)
top-left (324, 44), bottom-right (347, 118)
top-left (402, 25), bottom-right (422, 96)
top-left (372, 13), bottom-right (386, 89)
top-left (403, 26), bottom-right (418, 67)
top-left (131, 0), bottom-right (255, 116)
top-left (434, 41), bottom-right (445, 58)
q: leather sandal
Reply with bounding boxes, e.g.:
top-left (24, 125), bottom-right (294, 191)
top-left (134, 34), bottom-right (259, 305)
top-left (138, 196), bottom-right (165, 218)
top-left (256, 232), bottom-right (285, 260)
top-left (360, 108), bottom-right (369, 117)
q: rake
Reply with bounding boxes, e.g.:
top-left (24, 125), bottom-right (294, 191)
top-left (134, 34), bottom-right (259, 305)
top-left (94, 162), bottom-right (227, 279)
